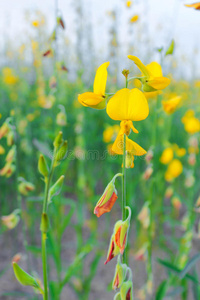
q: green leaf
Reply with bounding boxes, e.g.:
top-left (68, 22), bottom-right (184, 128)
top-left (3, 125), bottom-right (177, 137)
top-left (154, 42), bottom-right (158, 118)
top-left (157, 258), bottom-right (199, 284)
top-left (179, 253), bottom-right (200, 279)
top-left (155, 280), bottom-right (168, 300)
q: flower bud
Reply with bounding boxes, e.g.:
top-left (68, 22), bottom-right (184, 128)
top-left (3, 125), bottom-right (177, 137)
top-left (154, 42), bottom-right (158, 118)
top-left (112, 257), bottom-right (127, 290)
top-left (18, 181), bottom-right (35, 196)
top-left (13, 262), bottom-right (41, 290)
top-left (56, 111), bottom-right (67, 126)
top-left (1, 209), bottom-right (20, 229)
top-left (120, 280), bottom-right (133, 300)
top-left (114, 207), bottom-right (131, 255)
top-left (0, 121), bottom-right (10, 139)
top-left (49, 175), bottom-right (65, 201)
top-left (172, 197), bottom-right (182, 211)
top-left (7, 130), bottom-right (14, 146)
top-left (137, 203), bottom-right (150, 229)
top-left (0, 163), bottom-right (15, 177)
top-left (104, 234), bottom-right (120, 265)
top-left (53, 131), bottom-right (63, 149)
top-left (55, 140), bottom-right (68, 162)
top-left (6, 146), bottom-right (16, 163)
top-left (142, 166), bottom-right (153, 180)
top-left (38, 155), bottom-right (49, 177)
top-left (94, 173), bottom-right (122, 217)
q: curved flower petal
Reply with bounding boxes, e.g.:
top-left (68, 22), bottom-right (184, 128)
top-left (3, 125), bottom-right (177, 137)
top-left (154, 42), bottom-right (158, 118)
top-left (146, 61), bottom-right (163, 77)
top-left (106, 88), bottom-right (149, 121)
top-left (148, 77), bottom-right (170, 90)
top-left (78, 92), bottom-right (105, 108)
top-left (112, 133), bottom-right (146, 156)
top-left (93, 62), bottom-right (110, 95)
top-left (128, 55), bottom-right (151, 77)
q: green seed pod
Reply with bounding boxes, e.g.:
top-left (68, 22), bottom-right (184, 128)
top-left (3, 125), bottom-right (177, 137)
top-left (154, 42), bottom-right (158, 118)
top-left (38, 155), bottom-right (49, 177)
top-left (53, 131), bottom-right (63, 149)
top-left (55, 141), bottom-right (68, 161)
top-left (49, 175), bottom-right (65, 201)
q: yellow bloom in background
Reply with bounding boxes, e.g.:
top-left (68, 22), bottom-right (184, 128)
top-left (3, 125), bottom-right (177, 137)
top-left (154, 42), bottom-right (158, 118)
top-left (32, 20), bottom-right (40, 27)
top-left (78, 62), bottom-right (110, 109)
top-left (175, 147), bottom-right (186, 157)
top-left (182, 109), bottom-right (200, 134)
top-left (103, 125), bottom-right (120, 143)
top-left (0, 145), bottom-right (5, 155)
top-left (130, 15), bottom-right (139, 23)
top-left (128, 56), bottom-right (170, 92)
top-left (162, 96), bottom-right (182, 114)
top-left (165, 159), bottom-right (183, 182)
top-left (2, 67), bottom-right (18, 85)
top-left (126, 1), bottom-right (132, 8)
top-left (160, 147), bottom-right (173, 164)
top-left (184, 117), bottom-right (200, 134)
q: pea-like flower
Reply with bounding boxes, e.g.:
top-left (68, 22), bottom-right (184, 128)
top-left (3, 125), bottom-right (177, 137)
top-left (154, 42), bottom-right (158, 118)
top-left (112, 257), bottom-right (127, 290)
top-left (94, 173), bottom-right (122, 217)
top-left (128, 55), bottom-right (170, 92)
top-left (78, 62), bottom-right (110, 109)
top-left (105, 206), bottom-right (131, 264)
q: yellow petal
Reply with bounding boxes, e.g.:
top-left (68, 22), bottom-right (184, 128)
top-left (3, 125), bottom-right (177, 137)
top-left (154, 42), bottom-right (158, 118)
top-left (78, 92), bottom-right (104, 107)
top-left (128, 55), bottom-right (151, 78)
top-left (148, 77), bottom-right (170, 90)
top-left (106, 88), bottom-right (149, 121)
top-left (162, 96), bottom-right (182, 114)
top-left (93, 62), bottom-right (110, 95)
top-left (185, 2), bottom-right (200, 9)
top-left (146, 62), bottom-right (163, 77)
top-left (112, 134), bottom-right (146, 156)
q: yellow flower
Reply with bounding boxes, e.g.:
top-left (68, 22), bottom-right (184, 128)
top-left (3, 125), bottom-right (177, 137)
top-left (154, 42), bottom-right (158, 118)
top-left (160, 147), bottom-right (173, 164)
top-left (162, 96), bottom-right (182, 114)
top-left (106, 88), bottom-right (148, 165)
top-left (32, 20), bottom-right (40, 27)
top-left (128, 56), bottom-right (170, 92)
top-left (130, 15), bottom-right (139, 23)
top-left (184, 118), bottom-right (200, 134)
top-left (103, 125), bottom-right (120, 143)
top-left (78, 62), bottom-right (110, 109)
top-left (182, 110), bottom-right (200, 134)
top-left (176, 147), bottom-right (186, 157)
top-left (165, 159), bottom-right (183, 182)
top-left (126, 1), bottom-right (132, 8)
top-left (2, 67), bottom-right (18, 85)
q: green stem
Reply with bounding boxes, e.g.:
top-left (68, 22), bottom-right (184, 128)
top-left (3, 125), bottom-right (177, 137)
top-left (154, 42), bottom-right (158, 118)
top-left (42, 232), bottom-right (48, 300)
top-left (41, 151), bottom-right (56, 300)
top-left (122, 133), bottom-right (126, 263)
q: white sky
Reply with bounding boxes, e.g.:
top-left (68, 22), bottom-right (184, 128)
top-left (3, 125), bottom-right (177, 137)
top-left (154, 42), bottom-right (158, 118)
top-left (0, 0), bottom-right (200, 79)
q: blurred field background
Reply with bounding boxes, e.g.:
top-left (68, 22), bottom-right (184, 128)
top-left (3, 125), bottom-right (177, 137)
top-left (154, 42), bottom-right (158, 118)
top-left (0, 0), bottom-right (200, 299)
